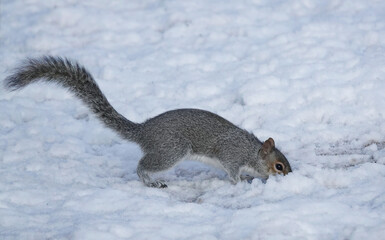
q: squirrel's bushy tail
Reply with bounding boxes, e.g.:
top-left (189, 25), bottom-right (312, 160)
top-left (5, 56), bottom-right (140, 141)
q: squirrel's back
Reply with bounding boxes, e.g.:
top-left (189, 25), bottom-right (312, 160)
top-left (139, 108), bottom-right (260, 156)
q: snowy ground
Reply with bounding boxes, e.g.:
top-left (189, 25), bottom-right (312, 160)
top-left (1, 0), bottom-right (385, 239)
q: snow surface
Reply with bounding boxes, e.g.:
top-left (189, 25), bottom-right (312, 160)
top-left (1, 0), bottom-right (385, 239)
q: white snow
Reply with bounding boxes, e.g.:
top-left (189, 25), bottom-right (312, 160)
top-left (1, 0), bottom-right (385, 239)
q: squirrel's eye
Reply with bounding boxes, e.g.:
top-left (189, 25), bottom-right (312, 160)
top-left (275, 163), bottom-right (284, 172)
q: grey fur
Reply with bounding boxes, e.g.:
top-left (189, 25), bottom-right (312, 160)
top-left (4, 56), bottom-right (292, 188)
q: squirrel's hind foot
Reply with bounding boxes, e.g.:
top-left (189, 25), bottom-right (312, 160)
top-left (149, 181), bottom-right (168, 188)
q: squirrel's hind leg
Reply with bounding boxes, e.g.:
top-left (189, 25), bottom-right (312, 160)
top-left (137, 149), bottom-right (187, 188)
top-left (136, 161), bottom-right (167, 188)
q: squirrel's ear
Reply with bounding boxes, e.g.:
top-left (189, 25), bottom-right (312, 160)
top-left (262, 138), bottom-right (275, 154)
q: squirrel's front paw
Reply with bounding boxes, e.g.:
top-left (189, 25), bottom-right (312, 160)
top-left (240, 175), bottom-right (254, 184)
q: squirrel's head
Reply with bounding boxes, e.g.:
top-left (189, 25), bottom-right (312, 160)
top-left (258, 138), bottom-right (292, 176)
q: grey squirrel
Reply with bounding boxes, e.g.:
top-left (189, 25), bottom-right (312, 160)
top-left (4, 56), bottom-right (292, 188)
